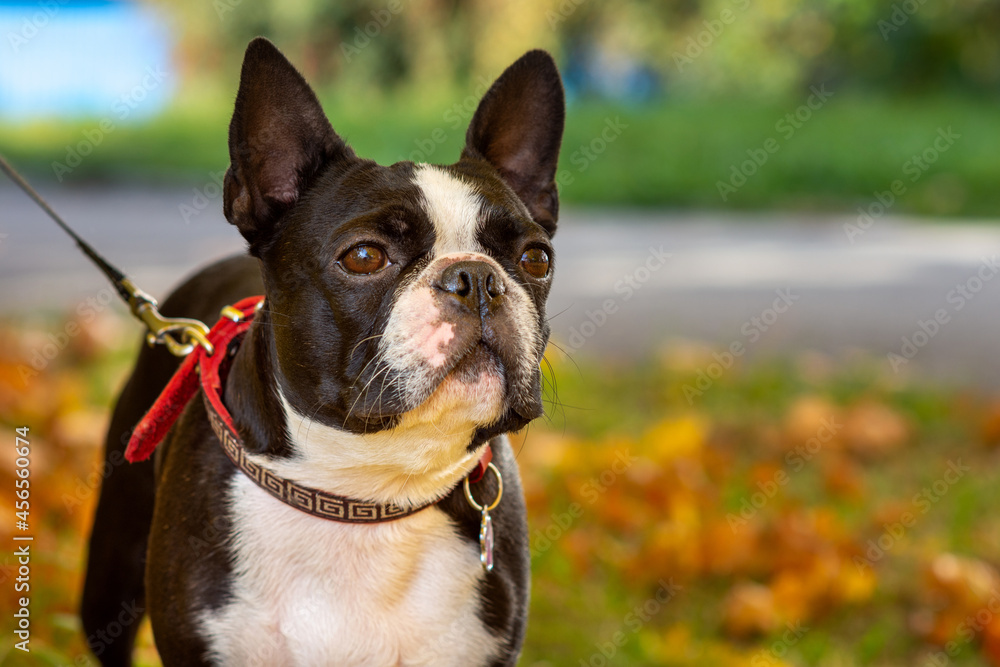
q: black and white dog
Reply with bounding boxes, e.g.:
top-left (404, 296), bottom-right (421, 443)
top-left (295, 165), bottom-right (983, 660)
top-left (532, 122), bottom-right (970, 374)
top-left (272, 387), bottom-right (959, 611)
top-left (81, 38), bottom-right (564, 666)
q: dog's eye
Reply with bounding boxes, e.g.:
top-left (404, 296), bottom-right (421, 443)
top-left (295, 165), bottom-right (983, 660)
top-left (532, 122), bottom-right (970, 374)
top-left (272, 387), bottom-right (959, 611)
top-left (520, 248), bottom-right (550, 279)
top-left (340, 244), bottom-right (388, 275)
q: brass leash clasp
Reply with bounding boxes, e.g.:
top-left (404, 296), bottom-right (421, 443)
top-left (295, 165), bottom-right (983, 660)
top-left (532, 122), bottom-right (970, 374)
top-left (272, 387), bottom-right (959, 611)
top-left (120, 278), bottom-right (214, 357)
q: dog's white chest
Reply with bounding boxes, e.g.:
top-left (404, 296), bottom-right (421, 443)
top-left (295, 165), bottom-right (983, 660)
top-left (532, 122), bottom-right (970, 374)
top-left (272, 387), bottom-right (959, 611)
top-left (198, 474), bottom-right (500, 666)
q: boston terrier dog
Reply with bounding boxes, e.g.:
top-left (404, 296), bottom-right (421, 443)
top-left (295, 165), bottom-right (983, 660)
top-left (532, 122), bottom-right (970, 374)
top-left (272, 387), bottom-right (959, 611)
top-left (80, 38), bottom-right (564, 666)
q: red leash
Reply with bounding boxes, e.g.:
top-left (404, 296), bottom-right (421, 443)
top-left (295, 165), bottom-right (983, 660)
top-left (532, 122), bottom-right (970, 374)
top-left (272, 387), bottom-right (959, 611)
top-left (125, 296), bottom-right (262, 463)
top-left (125, 296), bottom-right (493, 521)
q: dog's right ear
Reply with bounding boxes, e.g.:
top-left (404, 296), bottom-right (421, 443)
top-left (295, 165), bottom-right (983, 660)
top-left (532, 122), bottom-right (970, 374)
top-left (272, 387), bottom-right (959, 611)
top-left (224, 37), bottom-right (353, 252)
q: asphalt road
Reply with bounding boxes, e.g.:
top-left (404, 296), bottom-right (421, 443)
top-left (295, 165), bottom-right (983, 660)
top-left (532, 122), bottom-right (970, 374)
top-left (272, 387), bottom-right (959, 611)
top-left (3, 183), bottom-right (1000, 387)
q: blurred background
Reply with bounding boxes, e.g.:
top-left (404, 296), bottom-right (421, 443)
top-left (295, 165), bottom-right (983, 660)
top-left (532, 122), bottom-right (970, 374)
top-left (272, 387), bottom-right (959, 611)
top-left (3, 0), bottom-right (1000, 665)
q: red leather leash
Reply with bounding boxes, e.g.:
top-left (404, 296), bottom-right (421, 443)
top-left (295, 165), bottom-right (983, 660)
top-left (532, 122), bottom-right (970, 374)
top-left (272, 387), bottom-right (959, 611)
top-left (125, 296), bottom-right (492, 523)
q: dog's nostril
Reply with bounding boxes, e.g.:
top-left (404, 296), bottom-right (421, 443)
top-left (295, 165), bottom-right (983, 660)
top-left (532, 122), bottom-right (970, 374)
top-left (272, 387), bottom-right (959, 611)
top-left (456, 271), bottom-right (472, 297)
top-left (485, 273), bottom-right (504, 299)
top-left (440, 266), bottom-right (472, 297)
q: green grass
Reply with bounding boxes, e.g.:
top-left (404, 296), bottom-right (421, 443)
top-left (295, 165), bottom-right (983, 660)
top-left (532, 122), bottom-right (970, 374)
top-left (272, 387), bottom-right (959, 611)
top-left (3, 91), bottom-right (1000, 217)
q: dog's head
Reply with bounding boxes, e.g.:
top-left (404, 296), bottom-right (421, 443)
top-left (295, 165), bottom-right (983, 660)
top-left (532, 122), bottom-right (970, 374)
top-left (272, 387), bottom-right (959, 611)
top-left (222, 39), bottom-right (564, 501)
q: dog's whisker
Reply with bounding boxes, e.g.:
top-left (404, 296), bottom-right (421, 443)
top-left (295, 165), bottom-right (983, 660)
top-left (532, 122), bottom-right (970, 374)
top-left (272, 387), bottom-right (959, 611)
top-left (350, 349), bottom-right (387, 393)
top-left (364, 368), bottom-right (394, 429)
top-left (512, 422), bottom-right (530, 462)
top-left (538, 356), bottom-right (566, 429)
top-left (369, 365), bottom-right (398, 428)
top-left (544, 304), bottom-right (573, 322)
top-left (358, 363), bottom-right (393, 426)
top-left (346, 361), bottom-right (390, 429)
top-left (254, 308), bottom-right (294, 329)
top-left (299, 396), bottom-right (331, 445)
top-left (348, 333), bottom-right (384, 360)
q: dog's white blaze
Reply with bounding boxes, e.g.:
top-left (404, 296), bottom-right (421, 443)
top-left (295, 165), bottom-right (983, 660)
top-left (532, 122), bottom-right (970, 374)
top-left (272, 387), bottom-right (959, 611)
top-left (198, 474), bottom-right (500, 666)
top-left (414, 164), bottom-right (484, 257)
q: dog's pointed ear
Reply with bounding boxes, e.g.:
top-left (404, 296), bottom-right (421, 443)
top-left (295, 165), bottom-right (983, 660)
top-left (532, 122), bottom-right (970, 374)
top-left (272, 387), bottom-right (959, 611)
top-left (224, 37), bottom-right (353, 252)
top-left (462, 50), bottom-right (565, 236)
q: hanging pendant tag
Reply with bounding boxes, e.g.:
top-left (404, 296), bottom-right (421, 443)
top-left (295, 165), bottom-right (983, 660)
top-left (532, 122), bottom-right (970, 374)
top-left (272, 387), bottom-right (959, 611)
top-left (464, 461), bottom-right (503, 573)
top-left (480, 508), bottom-right (495, 572)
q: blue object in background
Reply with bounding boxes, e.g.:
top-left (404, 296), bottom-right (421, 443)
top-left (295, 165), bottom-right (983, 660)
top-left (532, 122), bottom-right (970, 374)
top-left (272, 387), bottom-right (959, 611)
top-left (563, 43), bottom-right (661, 105)
top-left (0, 0), bottom-right (174, 121)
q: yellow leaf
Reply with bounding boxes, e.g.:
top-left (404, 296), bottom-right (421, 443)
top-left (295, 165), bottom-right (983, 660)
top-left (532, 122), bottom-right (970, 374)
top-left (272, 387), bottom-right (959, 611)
top-left (834, 562), bottom-right (877, 604)
top-left (642, 415), bottom-right (707, 463)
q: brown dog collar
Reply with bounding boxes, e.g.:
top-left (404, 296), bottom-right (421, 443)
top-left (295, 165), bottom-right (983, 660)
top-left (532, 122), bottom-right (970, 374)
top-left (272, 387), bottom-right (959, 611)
top-left (125, 296), bottom-right (493, 525)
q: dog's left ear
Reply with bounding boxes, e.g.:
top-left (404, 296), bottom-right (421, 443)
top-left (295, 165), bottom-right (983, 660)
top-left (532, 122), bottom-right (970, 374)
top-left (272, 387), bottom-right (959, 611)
top-left (463, 50), bottom-right (565, 236)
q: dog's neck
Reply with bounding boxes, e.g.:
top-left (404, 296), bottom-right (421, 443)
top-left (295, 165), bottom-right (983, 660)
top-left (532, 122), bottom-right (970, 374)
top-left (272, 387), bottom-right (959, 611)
top-left (223, 308), bottom-right (292, 458)
top-left (223, 307), bottom-right (488, 508)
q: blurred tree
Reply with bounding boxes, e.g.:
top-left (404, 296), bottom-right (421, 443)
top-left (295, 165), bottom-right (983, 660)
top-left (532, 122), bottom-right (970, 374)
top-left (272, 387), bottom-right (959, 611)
top-left (146, 0), bottom-right (1000, 98)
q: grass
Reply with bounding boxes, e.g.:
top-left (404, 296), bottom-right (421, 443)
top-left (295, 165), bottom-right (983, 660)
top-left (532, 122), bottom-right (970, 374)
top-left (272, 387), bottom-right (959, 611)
top-left (2, 312), bottom-right (1000, 665)
top-left (2, 91), bottom-right (1000, 217)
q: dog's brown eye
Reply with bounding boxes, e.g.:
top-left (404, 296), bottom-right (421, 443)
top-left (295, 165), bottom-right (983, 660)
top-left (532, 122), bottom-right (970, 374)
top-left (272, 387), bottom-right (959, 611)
top-left (520, 248), bottom-right (550, 278)
top-left (340, 244), bottom-right (388, 275)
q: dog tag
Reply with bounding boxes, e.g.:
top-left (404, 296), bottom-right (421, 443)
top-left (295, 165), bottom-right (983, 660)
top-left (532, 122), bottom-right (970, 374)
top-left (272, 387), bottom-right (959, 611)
top-left (465, 461), bottom-right (501, 573)
top-left (480, 508), bottom-right (494, 572)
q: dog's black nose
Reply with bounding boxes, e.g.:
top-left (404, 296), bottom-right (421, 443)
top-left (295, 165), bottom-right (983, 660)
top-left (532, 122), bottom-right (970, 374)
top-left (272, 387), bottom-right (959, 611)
top-left (437, 260), bottom-right (506, 312)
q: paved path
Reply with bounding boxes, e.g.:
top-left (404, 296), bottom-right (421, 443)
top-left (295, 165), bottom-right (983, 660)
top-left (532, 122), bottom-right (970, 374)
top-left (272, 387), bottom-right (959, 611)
top-left (3, 184), bottom-right (1000, 386)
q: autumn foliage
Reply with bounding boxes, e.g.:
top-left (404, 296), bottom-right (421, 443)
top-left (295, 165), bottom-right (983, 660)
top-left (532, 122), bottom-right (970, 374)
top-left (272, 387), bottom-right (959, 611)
top-left (2, 314), bottom-right (1000, 666)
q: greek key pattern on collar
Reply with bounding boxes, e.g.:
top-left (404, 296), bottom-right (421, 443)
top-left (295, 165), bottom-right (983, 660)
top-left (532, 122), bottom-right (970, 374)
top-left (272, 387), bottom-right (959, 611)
top-left (205, 400), bottom-right (422, 523)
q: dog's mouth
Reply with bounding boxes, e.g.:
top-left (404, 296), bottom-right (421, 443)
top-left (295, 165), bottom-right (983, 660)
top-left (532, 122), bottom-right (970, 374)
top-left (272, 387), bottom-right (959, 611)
top-left (447, 339), bottom-right (505, 383)
top-left (343, 331), bottom-right (528, 430)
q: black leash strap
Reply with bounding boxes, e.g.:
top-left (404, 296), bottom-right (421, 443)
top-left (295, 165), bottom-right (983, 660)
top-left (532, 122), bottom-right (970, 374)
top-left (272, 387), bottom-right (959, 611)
top-left (1, 153), bottom-right (214, 357)
top-left (0, 154), bottom-right (130, 301)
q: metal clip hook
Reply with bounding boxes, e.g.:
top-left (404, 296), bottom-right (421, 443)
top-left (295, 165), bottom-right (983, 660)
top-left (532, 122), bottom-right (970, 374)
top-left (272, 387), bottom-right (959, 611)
top-left (121, 278), bottom-right (214, 357)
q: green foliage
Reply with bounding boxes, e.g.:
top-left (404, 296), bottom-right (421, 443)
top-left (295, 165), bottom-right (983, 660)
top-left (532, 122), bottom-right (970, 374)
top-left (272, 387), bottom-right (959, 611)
top-left (4, 92), bottom-right (1000, 216)
top-left (152, 0), bottom-right (1000, 96)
